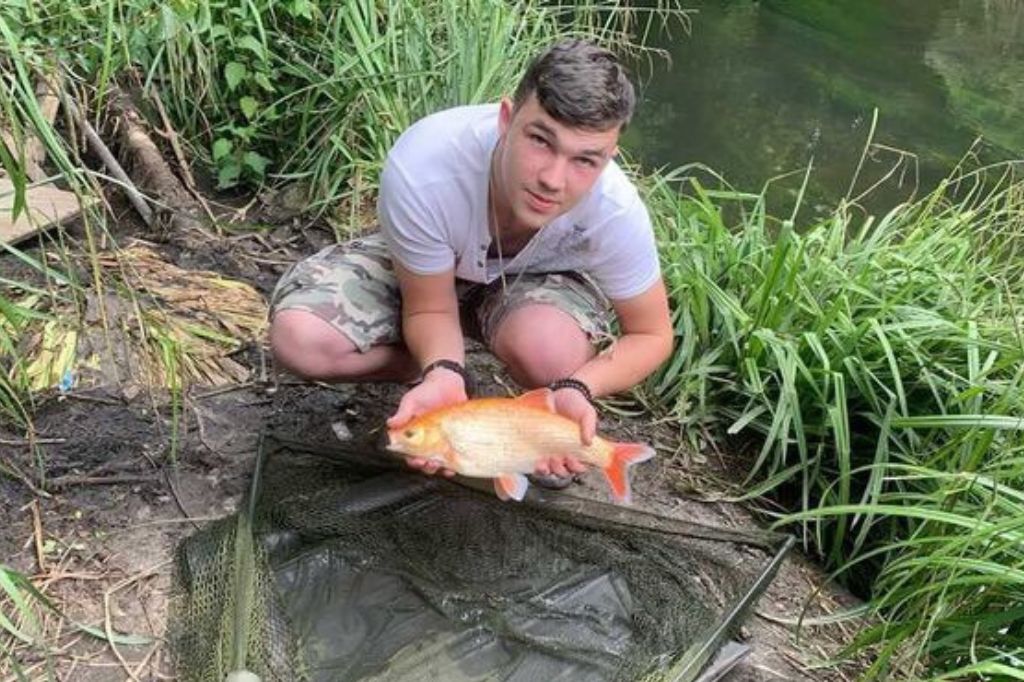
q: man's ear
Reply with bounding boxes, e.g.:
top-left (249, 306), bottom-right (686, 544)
top-left (498, 97), bottom-right (514, 135)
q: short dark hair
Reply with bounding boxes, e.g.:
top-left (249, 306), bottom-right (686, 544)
top-left (512, 39), bottom-right (636, 131)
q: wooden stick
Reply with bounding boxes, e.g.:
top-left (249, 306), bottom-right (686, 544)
top-left (61, 93), bottom-right (154, 226)
top-left (30, 499), bottom-right (47, 573)
top-left (0, 437), bottom-right (66, 445)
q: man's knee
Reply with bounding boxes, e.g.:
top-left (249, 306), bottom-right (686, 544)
top-left (269, 309), bottom-right (359, 379)
top-left (492, 304), bottom-right (595, 387)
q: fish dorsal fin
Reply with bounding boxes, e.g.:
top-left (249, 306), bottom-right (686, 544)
top-left (515, 388), bottom-right (555, 412)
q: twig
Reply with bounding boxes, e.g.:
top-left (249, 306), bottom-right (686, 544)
top-left (192, 381), bottom-right (256, 400)
top-left (35, 571), bottom-right (106, 583)
top-left (129, 641), bottom-right (161, 680)
top-left (45, 474), bottom-right (159, 490)
top-left (0, 457), bottom-right (52, 498)
top-left (61, 392), bottom-right (123, 406)
top-left (0, 437), bottom-right (66, 446)
top-left (30, 499), bottom-right (46, 573)
top-left (102, 562), bottom-right (168, 682)
top-left (123, 516), bottom-right (221, 529)
top-left (147, 84), bottom-right (220, 229)
top-left (103, 588), bottom-right (140, 682)
top-left (146, 85), bottom-right (196, 191)
top-left (164, 468), bottom-right (199, 529)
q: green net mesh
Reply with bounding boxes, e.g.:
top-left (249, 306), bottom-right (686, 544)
top-left (171, 437), bottom-right (792, 682)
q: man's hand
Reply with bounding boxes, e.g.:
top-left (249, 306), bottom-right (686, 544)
top-left (533, 387), bottom-right (595, 479)
top-left (387, 368), bottom-right (467, 477)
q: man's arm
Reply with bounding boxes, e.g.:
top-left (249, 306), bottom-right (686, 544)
top-left (386, 260), bottom-right (467, 439)
top-left (572, 277), bottom-right (674, 398)
top-left (393, 260), bottom-right (464, 370)
top-left (536, 277), bottom-right (673, 478)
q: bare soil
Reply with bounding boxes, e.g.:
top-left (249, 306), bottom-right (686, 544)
top-left (0, 210), bottom-right (869, 681)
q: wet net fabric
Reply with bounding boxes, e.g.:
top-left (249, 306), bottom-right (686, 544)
top-left (171, 438), bottom-right (791, 682)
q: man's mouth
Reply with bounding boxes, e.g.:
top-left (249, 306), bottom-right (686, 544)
top-left (525, 189), bottom-right (558, 212)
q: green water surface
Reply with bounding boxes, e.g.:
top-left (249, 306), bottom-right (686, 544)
top-left (624, 0), bottom-right (1024, 212)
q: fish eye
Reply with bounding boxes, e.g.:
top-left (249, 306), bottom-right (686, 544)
top-left (404, 429), bottom-right (415, 438)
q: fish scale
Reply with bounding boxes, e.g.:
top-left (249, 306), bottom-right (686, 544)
top-left (387, 388), bottom-right (654, 504)
top-left (439, 403), bottom-right (612, 477)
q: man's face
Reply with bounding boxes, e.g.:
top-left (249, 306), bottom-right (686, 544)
top-left (494, 94), bottom-right (620, 232)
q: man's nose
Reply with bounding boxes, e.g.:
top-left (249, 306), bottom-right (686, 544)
top-left (537, 155), bottom-right (568, 193)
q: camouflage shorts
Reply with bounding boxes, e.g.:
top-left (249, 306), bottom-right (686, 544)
top-left (269, 233), bottom-right (612, 352)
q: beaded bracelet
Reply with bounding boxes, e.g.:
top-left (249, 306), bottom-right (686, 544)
top-left (549, 377), bottom-right (594, 405)
top-left (421, 359), bottom-right (475, 397)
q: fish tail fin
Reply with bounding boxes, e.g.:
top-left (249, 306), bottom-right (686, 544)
top-left (602, 443), bottom-right (655, 505)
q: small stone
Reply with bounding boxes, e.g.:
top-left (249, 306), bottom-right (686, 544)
top-left (331, 420), bottom-right (352, 441)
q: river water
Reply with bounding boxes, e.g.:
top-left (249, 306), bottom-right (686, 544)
top-left (624, 0), bottom-right (1024, 213)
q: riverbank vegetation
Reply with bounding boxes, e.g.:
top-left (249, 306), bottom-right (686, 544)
top-left (2, 1), bottom-right (1022, 679)
top-left (646, 159), bottom-right (1024, 678)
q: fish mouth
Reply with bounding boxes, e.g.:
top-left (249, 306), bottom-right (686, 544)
top-left (383, 430), bottom-right (403, 454)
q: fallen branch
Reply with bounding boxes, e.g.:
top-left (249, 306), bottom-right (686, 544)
top-left (61, 92), bottom-right (154, 226)
top-left (45, 474), bottom-right (159, 490)
top-left (106, 86), bottom-right (219, 240)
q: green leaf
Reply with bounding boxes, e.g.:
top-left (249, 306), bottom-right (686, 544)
top-left (253, 71), bottom-right (275, 93)
top-left (892, 415), bottom-right (1024, 430)
top-left (289, 0), bottom-right (313, 19)
top-left (239, 96), bottom-right (258, 120)
top-left (224, 61), bottom-right (247, 91)
top-left (217, 162), bottom-right (241, 188)
top-left (0, 137), bottom-right (27, 222)
top-left (236, 35), bottom-right (265, 60)
top-left (212, 138), bottom-right (232, 161)
top-left (242, 151), bottom-right (269, 177)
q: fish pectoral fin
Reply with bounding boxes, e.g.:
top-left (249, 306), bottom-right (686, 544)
top-left (514, 388), bottom-right (555, 412)
top-left (493, 473), bottom-right (529, 502)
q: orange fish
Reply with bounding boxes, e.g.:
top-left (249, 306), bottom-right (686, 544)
top-left (386, 388), bottom-right (654, 504)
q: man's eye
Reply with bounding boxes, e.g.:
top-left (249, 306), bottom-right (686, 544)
top-left (575, 157), bottom-right (597, 168)
top-left (529, 134), bottom-right (549, 147)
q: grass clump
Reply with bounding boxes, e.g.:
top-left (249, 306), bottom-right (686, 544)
top-left (2, 0), bottom-right (684, 217)
top-left (644, 161), bottom-right (1024, 678)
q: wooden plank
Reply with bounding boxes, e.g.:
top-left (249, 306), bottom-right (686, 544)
top-left (0, 177), bottom-right (95, 245)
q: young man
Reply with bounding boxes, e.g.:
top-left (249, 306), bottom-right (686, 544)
top-left (269, 39), bottom-right (673, 481)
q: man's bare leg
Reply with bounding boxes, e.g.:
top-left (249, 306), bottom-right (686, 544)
top-left (269, 309), bottom-right (419, 382)
top-left (490, 303), bottom-right (596, 388)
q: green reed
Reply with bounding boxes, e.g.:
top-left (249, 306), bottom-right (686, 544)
top-left (644, 162), bottom-right (1024, 678)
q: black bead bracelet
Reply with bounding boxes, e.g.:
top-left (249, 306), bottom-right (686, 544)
top-left (548, 377), bottom-right (595, 404)
top-left (420, 359), bottom-right (476, 397)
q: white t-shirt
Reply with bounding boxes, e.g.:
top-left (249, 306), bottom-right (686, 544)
top-left (377, 104), bottom-right (660, 301)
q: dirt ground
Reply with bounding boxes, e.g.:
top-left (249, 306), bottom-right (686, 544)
top-left (0, 211), bottom-right (869, 681)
